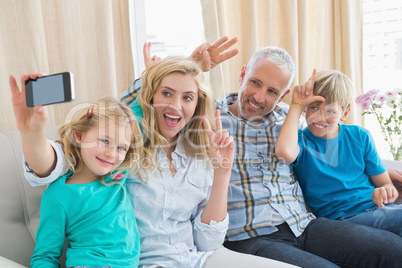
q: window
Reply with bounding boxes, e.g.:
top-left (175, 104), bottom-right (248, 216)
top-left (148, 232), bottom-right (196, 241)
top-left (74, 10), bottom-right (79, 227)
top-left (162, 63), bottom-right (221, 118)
top-left (129, 0), bottom-right (205, 78)
top-left (363, 0), bottom-right (402, 160)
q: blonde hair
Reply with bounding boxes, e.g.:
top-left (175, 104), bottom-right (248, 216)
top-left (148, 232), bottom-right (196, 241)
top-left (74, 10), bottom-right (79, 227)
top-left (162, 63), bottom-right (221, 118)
top-left (138, 56), bottom-right (215, 167)
top-left (314, 70), bottom-right (354, 110)
top-left (57, 97), bottom-right (143, 183)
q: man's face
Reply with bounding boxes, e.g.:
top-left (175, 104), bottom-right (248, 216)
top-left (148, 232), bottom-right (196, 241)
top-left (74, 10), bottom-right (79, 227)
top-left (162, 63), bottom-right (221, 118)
top-left (236, 59), bottom-right (291, 122)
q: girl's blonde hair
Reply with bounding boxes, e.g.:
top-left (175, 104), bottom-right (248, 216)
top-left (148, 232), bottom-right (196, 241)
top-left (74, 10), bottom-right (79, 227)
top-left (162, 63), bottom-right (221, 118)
top-left (57, 97), bottom-right (143, 182)
top-left (138, 56), bottom-right (215, 166)
top-left (314, 70), bottom-right (354, 111)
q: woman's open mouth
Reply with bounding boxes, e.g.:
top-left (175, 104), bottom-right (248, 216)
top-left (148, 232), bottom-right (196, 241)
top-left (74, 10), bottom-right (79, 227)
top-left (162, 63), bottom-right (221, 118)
top-left (164, 113), bottom-right (182, 127)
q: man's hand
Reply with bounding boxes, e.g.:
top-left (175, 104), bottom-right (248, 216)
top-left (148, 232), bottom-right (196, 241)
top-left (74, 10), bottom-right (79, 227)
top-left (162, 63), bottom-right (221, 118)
top-left (388, 168), bottom-right (402, 196)
top-left (191, 36), bottom-right (239, 72)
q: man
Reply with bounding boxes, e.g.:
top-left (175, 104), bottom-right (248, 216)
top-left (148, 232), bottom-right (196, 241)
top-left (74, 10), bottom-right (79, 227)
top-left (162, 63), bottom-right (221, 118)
top-left (123, 41), bottom-right (402, 267)
top-left (213, 46), bottom-right (402, 267)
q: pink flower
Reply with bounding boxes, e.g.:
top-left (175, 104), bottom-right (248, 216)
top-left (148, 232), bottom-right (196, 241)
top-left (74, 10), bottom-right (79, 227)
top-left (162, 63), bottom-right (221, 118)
top-left (385, 91), bottom-right (395, 97)
top-left (375, 95), bottom-right (386, 102)
top-left (356, 91), bottom-right (376, 111)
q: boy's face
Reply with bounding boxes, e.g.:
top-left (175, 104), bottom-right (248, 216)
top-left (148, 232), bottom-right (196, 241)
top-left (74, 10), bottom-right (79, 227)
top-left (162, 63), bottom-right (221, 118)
top-left (305, 101), bottom-right (350, 139)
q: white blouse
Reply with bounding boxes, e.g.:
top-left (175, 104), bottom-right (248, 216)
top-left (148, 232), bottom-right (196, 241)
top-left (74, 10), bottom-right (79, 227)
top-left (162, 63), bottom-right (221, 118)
top-left (24, 140), bottom-right (229, 268)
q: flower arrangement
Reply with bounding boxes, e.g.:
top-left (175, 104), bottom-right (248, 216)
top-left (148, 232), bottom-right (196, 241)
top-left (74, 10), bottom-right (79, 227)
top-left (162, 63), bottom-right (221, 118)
top-left (355, 89), bottom-right (402, 161)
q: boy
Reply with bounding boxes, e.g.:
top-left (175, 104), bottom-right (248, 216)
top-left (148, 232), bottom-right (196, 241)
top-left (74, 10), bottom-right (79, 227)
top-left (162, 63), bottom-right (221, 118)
top-left (276, 69), bottom-right (402, 237)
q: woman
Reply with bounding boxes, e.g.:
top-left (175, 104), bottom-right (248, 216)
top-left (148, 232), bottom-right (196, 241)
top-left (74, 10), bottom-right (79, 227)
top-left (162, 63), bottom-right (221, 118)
top-left (11, 57), bottom-right (296, 268)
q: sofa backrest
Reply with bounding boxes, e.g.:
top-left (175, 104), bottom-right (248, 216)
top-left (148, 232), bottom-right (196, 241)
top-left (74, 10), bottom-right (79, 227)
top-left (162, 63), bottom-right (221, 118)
top-left (0, 126), bottom-right (67, 267)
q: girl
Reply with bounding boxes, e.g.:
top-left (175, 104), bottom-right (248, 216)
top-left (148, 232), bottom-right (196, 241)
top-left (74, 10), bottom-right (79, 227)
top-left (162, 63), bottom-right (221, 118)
top-left (13, 57), bottom-right (296, 267)
top-left (9, 78), bottom-right (142, 267)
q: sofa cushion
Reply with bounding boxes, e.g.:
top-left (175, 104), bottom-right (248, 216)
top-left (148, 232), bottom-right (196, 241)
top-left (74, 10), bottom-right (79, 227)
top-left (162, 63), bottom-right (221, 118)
top-left (0, 126), bottom-right (66, 267)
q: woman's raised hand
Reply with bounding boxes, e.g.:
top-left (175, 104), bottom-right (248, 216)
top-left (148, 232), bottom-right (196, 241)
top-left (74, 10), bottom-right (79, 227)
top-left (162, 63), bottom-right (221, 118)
top-left (9, 73), bottom-right (48, 134)
top-left (143, 42), bottom-right (162, 69)
top-left (202, 109), bottom-right (235, 171)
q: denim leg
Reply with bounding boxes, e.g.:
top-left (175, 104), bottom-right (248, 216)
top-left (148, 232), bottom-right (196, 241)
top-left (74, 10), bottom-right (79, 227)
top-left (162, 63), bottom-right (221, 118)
top-left (338, 204), bottom-right (402, 237)
top-left (224, 223), bottom-right (339, 268)
top-left (303, 217), bottom-right (402, 268)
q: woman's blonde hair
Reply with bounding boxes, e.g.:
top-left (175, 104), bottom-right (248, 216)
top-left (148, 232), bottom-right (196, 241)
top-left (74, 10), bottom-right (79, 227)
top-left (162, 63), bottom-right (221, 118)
top-left (57, 97), bottom-right (143, 182)
top-left (314, 70), bottom-right (354, 111)
top-left (138, 56), bottom-right (215, 166)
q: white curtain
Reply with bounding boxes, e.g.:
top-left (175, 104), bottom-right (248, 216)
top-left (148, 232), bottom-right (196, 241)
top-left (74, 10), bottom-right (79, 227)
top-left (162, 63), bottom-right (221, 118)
top-left (201, 0), bottom-right (363, 125)
top-left (0, 0), bottom-right (134, 132)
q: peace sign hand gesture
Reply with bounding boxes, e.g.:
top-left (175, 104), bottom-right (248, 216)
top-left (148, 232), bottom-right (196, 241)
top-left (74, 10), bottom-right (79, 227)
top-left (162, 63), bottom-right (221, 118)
top-left (191, 36), bottom-right (239, 72)
top-left (202, 109), bottom-right (235, 171)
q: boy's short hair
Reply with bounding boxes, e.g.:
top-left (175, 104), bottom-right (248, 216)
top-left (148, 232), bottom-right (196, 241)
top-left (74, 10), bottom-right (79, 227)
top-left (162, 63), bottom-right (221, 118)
top-left (314, 70), bottom-right (354, 110)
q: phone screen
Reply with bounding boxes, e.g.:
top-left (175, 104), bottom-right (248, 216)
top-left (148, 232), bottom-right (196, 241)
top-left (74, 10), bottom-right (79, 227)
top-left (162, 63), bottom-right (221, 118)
top-left (25, 72), bottom-right (74, 107)
top-left (32, 75), bottom-right (64, 105)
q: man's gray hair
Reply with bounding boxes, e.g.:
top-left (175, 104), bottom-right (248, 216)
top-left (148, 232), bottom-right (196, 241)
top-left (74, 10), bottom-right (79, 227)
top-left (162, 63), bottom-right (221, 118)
top-left (246, 46), bottom-right (296, 91)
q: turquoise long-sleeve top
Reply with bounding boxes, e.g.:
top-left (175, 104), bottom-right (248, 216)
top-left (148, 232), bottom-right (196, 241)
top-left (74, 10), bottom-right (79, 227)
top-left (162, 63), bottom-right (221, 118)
top-left (31, 171), bottom-right (140, 268)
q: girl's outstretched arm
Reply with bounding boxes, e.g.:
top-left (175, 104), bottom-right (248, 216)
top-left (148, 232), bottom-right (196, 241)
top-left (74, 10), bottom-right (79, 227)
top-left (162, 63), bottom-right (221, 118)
top-left (10, 74), bottom-right (56, 177)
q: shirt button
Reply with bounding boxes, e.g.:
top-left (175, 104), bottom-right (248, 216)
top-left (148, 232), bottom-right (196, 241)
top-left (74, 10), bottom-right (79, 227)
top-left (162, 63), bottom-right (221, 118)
top-left (264, 182), bottom-right (268, 186)
top-left (259, 165), bottom-right (263, 169)
top-left (164, 211), bottom-right (170, 216)
top-left (258, 152), bottom-right (262, 156)
top-left (258, 130), bottom-right (261, 134)
top-left (168, 188), bottom-right (173, 193)
top-left (183, 252), bottom-right (188, 257)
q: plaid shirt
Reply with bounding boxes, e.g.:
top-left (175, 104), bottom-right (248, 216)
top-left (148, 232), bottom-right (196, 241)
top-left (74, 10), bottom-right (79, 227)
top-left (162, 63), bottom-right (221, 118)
top-left (120, 80), bottom-right (315, 240)
top-left (217, 93), bottom-right (315, 241)
top-left (120, 78), bottom-right (142, 106)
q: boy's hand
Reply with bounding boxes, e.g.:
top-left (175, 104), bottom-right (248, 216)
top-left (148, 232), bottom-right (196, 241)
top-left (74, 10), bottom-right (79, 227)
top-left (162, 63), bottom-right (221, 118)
top-left (190, 36), bottom-right (239, 72)
top-left (292, 69), bottom-right (325, 109)
top-left (9, 73), bottom-right (49, 135)
top-left (143, 42), bottom-right (162, 69)
top-left (372, 184), bottom-right (399, 207)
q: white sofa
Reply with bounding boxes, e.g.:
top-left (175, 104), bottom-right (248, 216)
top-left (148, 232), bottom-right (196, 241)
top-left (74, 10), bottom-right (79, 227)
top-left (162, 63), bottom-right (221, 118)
top-left (0, 126), bottom-right (401, 267)
top-left (0, 126), bottom-right (67, 267)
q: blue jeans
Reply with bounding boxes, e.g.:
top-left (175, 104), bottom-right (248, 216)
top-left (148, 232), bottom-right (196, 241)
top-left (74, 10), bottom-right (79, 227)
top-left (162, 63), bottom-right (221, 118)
top-left (338, 204), bottom-right (402, 237)
top-left (224, 217), bottom-right (402, 268)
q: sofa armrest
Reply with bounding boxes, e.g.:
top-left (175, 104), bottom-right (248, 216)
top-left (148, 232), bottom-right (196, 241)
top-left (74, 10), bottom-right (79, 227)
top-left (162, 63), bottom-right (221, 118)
top-left (0, 256), bottom-right (27, 268)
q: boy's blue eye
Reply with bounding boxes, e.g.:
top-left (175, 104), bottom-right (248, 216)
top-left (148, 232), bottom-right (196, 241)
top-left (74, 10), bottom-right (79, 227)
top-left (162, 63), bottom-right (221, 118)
top-left (118, 146), bottom-right (128, 151)
top-left (100, 139), bottom-right (109, 144)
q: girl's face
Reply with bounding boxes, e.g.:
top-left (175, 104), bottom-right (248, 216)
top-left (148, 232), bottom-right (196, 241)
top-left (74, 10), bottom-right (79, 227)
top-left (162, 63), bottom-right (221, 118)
top-left (305, 101), bottom-right (350, 139)
top-left (152, 72), bottom-right (198, 143)
top-left (75, 120), bottom-right (132, 178)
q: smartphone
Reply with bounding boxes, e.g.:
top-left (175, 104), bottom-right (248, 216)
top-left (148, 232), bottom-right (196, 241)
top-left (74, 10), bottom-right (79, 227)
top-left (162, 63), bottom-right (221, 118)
top-left (25, 72), bottom-right (75, 107)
